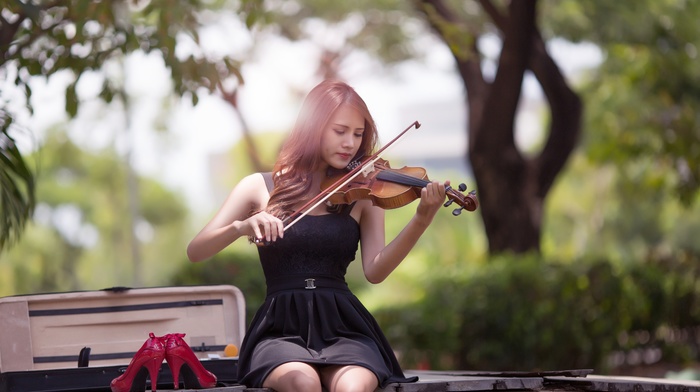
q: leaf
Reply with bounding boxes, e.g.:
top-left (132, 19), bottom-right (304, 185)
top-left (65, 82), bottom-right (79, 118)
top-left (99, 81), bottom-right (114, 103)
top-left (0, 118), bottom-right (36, 251)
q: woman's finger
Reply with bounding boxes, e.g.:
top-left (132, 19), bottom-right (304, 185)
top-left (275, 219), bottom-right (284, 239)
top-left (252, 223), bottom-right (263, 241)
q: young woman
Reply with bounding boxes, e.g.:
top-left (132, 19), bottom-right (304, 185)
top-left (187, 79), bottom-right (447, 392)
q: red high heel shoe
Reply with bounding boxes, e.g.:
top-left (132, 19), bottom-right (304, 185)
top-left (164, 333), bottom-right (217, 389)
top-left (110, 333), bottom-right (165, 392)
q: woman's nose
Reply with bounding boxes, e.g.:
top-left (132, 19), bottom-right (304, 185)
top-left (342, 135), bottom-right (355, 148)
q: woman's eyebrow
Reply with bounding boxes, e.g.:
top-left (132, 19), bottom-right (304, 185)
top-left (333, 122), bottom-right (365, 132)
top-left (334, 123), bottom-right (363, 128)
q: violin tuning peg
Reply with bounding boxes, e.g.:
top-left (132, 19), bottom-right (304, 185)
top-left (469, 190), bottom-right (476, 195)
top-left (452, 207), bottom-right (463, 216)
top-left (458, 183), bottom-right (467, 192)
top-left (443, 199), bottom-right (454, 208)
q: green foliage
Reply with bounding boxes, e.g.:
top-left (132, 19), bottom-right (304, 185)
top-left (0, 112), bottom-right (35, 249)
top-left (374, 253), bottom-right (700, 372)
top-left (0, 0), bottom-right (264, 250)
top-left (417, 1), bottom-right (479, 62)
top-left (544, 0), bottom-right (700, 206)
top-left (0, 128), bottom-right (190, 295)
top-left (543, 154), bottom-right (677, 263)
top-left (219, 131), bottom-right (286, 189)
top-left (1, 0), bottom-right (258, 100)
top-left (259, 0), bottom-right (422, 65)
top-left (363, 150), bottom-right (700, 372)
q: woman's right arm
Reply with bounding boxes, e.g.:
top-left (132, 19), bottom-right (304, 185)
top-left (186, 173), bottom-right (283, 262)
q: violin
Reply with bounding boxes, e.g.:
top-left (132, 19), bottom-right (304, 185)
top-left (264, 121), bottom-right (478, 237)
top-left (322, 158), bottom-right (478, 215)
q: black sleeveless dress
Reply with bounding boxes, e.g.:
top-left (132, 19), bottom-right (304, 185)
top-left (236, 204), bottom-right (418, 388)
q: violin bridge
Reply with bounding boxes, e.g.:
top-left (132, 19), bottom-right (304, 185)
top-left (360, 163), bottom-right (375, 177)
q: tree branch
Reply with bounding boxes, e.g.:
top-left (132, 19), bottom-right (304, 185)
top-left (477, 0), bottom-right (581, 196)
top-left (415, 0), bottom-right (486, 144)
top-left (478, 0), bottom-right (508, 29)
top-left (1, 1), bottom-right (64, 65)
top-left (218, 84), bottom-right (266, 173)
top-left (529, 27), bottom-right (582, 197)
top-left (416, 0), bottom-right (484, 91)
top-left (474, 0), bottom-right (536, 153)
top-left (0, 14), bottom-right (27, 66)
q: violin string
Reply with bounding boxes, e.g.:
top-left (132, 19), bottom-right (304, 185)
top-left (375, 170), bottom-right (474, 207)
top-left (375, 170), bottom-right (428, 188)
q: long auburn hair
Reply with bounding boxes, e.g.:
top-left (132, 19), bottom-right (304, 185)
top-left (266, 79), bottom-right (379, 219)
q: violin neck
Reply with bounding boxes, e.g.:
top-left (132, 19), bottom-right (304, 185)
top-left (375, 170), bottom-right (428, 188)
top-left (376, 169), bottom-right (459, 195)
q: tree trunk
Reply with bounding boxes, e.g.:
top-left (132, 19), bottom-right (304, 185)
top-left (220, 88), bottom-right (266, 173)
top-left (419, 0), bottom-right (581, 254)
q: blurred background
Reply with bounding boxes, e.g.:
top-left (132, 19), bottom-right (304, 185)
top-left (1, 0), bottom-right (699, 380)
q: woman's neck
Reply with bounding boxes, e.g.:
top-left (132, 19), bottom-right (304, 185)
top-left (308, 169), bottom-right (326, 197)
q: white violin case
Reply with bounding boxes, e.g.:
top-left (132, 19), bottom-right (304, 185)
top-left (0, 285), bottom-right (245, 391)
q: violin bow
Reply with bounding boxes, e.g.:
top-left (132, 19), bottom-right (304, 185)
top-left (281, 120), bottom-right (422, 231)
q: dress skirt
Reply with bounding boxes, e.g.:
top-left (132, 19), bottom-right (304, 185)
top-left (236, 275), bottom-right (418, 388)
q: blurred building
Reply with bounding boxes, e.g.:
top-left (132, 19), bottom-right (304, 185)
top-left (387, 99), bottom-right (471, 177)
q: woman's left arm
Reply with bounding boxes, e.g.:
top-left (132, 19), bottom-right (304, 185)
top-left (360, 180), bottom-right (447, 283)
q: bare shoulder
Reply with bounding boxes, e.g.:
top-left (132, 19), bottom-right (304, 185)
top-left (233, 173), bottom-right (271, 208)
top-left (352, 199), bottom-right (381, 223)
top-left (238, 172), bottom-right (267, 189)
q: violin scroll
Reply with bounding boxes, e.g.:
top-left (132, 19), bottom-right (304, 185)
top-left (444, 184), bottom-right (478, 216)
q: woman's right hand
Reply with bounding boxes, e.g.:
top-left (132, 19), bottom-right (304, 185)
top-left (188, 173), bottom-right (279, 261)
top-left (241, 211), bottom-right (285, 244)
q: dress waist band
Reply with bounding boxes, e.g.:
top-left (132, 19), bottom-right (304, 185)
top-left (266, 275), bottom-right (349, 295)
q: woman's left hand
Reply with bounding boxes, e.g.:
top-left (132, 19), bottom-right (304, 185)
top-left (415, 180), bottom-right (448, 225)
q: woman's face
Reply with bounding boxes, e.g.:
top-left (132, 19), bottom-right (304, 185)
top-left (319, 105), bottom-right (365, 170)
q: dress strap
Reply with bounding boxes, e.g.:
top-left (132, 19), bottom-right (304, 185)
top-left (340, 202), bottom-right (356, 215)
top-left (261, 172), bottom-right (274, 193)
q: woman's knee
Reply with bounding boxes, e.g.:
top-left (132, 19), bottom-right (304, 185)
top-left (287, 373), bottom-right (322, 392)
top-left (322, 366), bottom-right (378, 392)
top-left (263, 362), bottom-right (322, 392)
top-left (332, 378), bottom-right (377, 392)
